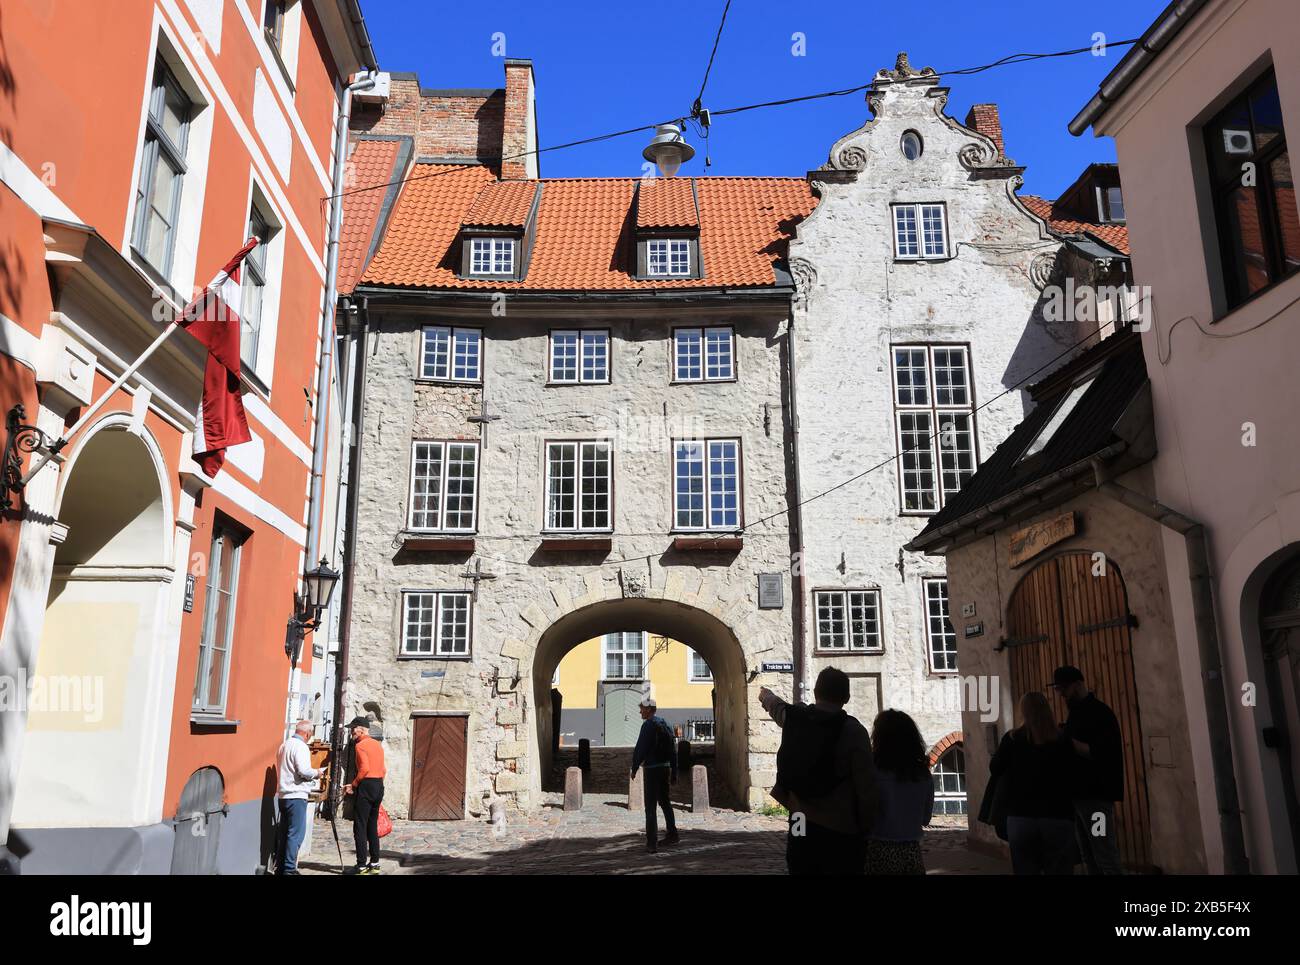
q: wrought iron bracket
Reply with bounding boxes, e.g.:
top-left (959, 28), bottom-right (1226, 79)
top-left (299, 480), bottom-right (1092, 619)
top-left (3, 404), bottom-right (63, 516)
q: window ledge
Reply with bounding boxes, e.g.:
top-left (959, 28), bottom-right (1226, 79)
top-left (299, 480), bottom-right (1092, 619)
top-left (413, 378), bottom-right (483, 388)
top-left (190, 715), bottom-right (240, 731)
top-left (399, 533), bottom-right (476, 552)
top-left (672, 535), bottom-right (743, 552)
top-left (538, 536), bottom-right (613, 553)
top-left (397, 654), bottom-right (472, 662)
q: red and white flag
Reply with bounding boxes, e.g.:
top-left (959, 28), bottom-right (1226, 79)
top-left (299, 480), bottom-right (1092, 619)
top-left (179, 237), bottom-right (258, 477)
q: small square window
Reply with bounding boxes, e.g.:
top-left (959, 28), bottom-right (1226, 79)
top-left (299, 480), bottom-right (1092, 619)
top-left (814, 589), bottom-right (883, 652)
top-left (893, 203), bottom-right (948, 260)
top-left (421, 326), bottom-right (481, 383)
top-left (674, 327), bottom-right (734, 382)
top-left (648, 239), bottom-right (691, 276)
top-left (469, 236), bottom-right (515, 276)
top-left (402, 591), bottom-right (472, 657)
top-left (550, 330), bottom-right (609, 384)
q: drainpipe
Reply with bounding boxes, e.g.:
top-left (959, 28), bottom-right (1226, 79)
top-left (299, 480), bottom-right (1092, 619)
top-left (1090, 457), bottom-right (1249, 873)
top-left (786, 314), bottom-right (807, 702)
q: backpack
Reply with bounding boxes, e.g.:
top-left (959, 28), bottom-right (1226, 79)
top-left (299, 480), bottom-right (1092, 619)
top-left (653, 718), bottom-right (676, 763)
top-left (776, 704), bottom-right (848, 798)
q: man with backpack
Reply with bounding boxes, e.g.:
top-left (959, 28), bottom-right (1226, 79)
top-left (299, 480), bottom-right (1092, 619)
top-left (630, 696), bottom-right (679, 853)
top-left (759, 667), bottom-right (879, 875)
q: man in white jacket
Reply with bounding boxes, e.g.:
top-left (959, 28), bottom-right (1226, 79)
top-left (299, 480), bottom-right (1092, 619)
top-left (276, 720), bottom-right (324, 875)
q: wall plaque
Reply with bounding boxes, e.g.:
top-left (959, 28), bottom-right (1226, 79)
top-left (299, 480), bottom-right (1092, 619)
top-left (1008, 511), bottom-right (1077, 568)
top-left (758, 573), bottom-right (784, 609)
top-left (183, 574), bottom-right (196, 613)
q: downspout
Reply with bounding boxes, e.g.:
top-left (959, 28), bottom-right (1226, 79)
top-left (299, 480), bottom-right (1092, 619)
top-left (786, 314), bottom-right (807, 703)
top-left (1090, 457), bottom-right (1249, 873)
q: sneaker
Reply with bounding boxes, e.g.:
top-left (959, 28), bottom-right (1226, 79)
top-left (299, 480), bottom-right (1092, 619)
top-left (663, 831), bottom-right (680, 846)
top-left (364, 863), bottom-right (381, 875)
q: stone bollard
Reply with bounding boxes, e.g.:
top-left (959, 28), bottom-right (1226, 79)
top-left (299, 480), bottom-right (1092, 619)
top-left (628, 766), bottom-right (644, 812)
top-left (564, 766), bottom-right (583, 811)
top-left (578, 738), bottom-right (591, 772)
top-left (691, 764), bottom-right (710, 815)
top-left (677, 738), bottom-right (692, 773)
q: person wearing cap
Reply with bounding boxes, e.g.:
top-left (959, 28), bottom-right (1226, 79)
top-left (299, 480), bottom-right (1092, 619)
top-left (629, 695), bottom-right (678, 853)
top-left (275, 719), bottom-right (325, 875)
top-left (1052, 666), bottom-right (1124, 874)
top-left (344, 716), bottom-right (387, 875)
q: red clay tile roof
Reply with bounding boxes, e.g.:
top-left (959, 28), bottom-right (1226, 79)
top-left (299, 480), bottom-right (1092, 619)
top-left (463, 180), bottom-right (538, 228)
top-left (339, 138), bottom-right (403, 295)
top-left (361, 165), bottom-right (816, 291)
top-left (637, 178), bottom-right (698, 229)
top-left (1020, 194), bottom-right (1130, 255)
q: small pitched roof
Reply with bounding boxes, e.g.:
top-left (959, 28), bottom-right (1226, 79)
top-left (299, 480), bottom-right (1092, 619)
top-left (636, 178), bottom-right (699, 229)
top-left (1020, 193), bottom-right (1130, 255)
top-left (338, 137), bottom-right (411, 295)
top-left (463, 180), bottom-right (539, 229)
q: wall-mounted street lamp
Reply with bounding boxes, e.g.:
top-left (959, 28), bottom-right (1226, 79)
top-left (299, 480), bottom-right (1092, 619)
top-left (2, 404), bottom-right (64, 518)
top-left (285, 557), bottom-right (341, 660)
top-left (642, 123), bottom-right (695, 178)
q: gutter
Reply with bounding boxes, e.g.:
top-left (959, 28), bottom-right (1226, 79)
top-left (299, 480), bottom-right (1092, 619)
top-left (1090, 457), bottom-right (1249, 874)
top-left (340, 0), bottom-right (378, 72)
top-left (786, 314), bottom-right (808, 702)
top-left (1068, 0), bottom-right (1210, 136)
top-left (351, 285), bottom-right (796, 305)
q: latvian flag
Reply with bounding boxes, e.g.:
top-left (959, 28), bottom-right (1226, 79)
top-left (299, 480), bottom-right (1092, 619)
top-left (179, 237), bottom-right (258, 477)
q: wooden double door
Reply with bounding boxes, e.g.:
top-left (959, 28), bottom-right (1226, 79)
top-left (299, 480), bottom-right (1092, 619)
top-left (1005, 551), bottom-right (1152, 870)
top-left (410, 715), bottom-right (468, 820)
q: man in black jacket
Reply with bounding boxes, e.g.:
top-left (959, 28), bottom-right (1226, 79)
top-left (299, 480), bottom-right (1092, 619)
top-left (1053, 666), bottom-right (1124, 874)
top-left (630, 696), bottom-right (678, 853)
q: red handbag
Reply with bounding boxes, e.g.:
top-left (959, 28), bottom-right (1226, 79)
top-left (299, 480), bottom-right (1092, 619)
top-left (377, 804), bottom-right (393, 838)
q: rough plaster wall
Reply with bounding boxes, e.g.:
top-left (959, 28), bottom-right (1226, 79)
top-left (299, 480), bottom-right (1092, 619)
top-left (346, 306), bottom-right (797, 815)
top-left (787, 74), bottom-right (1074, 752)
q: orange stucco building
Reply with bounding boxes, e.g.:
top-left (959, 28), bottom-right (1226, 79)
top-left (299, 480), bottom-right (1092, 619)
top-left (0, 0), bottom-right (376, 873)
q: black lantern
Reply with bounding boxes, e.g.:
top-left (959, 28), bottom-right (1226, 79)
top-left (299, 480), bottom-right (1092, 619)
top-left (301, 557), bottom-right (341, 623)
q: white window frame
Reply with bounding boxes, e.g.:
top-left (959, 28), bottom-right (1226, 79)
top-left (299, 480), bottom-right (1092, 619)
top-left (673, 438), bottom-right (741, 531)
top-left (420, 326), bottom-right (482, 383)
top-left (603, 631), bottom-right (645, 680)
top-left (192, 521), bottom-right (244, 716)
top-left (407, 440), bottom-right (479, 533)
top-left (813, 588), bottom-right (884, 653)
top-left (545, 440), bottom-right (613, 532)
top-left (131, 56), bottom-right (192, 278)
top-left (892, 202), bottom-right (949, 259)
top-left (647, 238), bottom-right (691, 276)
top-left (923, 578), bottom-right (958, 674)
top-left (932, 746), bottom-right (968, 815)
top-left (892, 344), bottom-right (977, 515)
top-left (687, 647), bottom-right (713, 683)
top-left (469, 236), bottom-right (515, 276)
top-left (549, 330), bottom-right (610, 384)
top-left (400, 590), bottom-right (472, 658)
top-left (673, 326), bottom-right (734, 382)
top-left (240, 204), bottom-right (273, 369)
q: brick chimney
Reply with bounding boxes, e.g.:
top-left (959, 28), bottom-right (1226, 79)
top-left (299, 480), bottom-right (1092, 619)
top-left (964, 103), bottom-right (1005, 158)
top-left (501, 59), bottom-right (537, 180)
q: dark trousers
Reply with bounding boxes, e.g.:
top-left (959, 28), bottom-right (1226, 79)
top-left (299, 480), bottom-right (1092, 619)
top-left (353, 778), bottom-right (384, 867)
top-left (275, 798), bottom-right (308, 874)
top-left (643, 767), bottom-right (676, 846)
top-left (1007, 816), bottom-right (1075, 875)
top-left (1074, 800), bottom-right (1124, 874)
top-left (786, 817), bottom-right (867, 875)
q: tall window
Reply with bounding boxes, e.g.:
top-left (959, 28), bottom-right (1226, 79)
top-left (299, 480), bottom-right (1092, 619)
top-left (688, 648), bottom-right (713, 682)
top-left (240, 206), bottom-right (271, 367)
top-left (924, 578), bottom-right (958, 673)
top-left (132, 57), bottom-right (192, 277)
top-left (193, 522), bottom-right (244, 715)
top-left (648, 239), bottom-right (691, 276)
top-left (674, 327), bottom-right (734, 382)
top-left (263, 0), bottom-right (287, 48)
top-left (1204, 69), bottom-right (1298, 308)
top-left (469, 237), bottom-right (515, 276)
top-left (892, 345), bottom-right (976, 513)
top-left (421, 326), bottom-right (481, 382)
top-left (545, 441), bottom-right (612, 531)
top-left (893, 203), bottom-right (948, 259)
top-left (401, 591), bottom-right (471, 657)
top-left (604, 632), bottom-right (645, 679)
top-left (814, 589), bottom-right (883, 652)
top-left (674, 438), bottom-right (740, 530)
top-left (550, 330), bottom-right (609, 384)
top-left (932, 746), bottom-right (968, 815)
top-left (408, 441), bottom-right (479, 532)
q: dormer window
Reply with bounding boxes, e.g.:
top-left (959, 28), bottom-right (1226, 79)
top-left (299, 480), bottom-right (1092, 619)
top-left (469, 236), bottom-right (515, 276)
top-left (648, 239), bottom-right (691, 276)
top-left (1099, 186), bottom-right (1125, 223)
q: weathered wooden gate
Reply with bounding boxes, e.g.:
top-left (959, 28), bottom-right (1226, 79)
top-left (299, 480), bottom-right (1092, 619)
top-left (170, 767), bottom-right (224, 874)
top-left (1005, 551), bottom-right (1152, 871)
top-left (410, 714), bottom-right (467, 820)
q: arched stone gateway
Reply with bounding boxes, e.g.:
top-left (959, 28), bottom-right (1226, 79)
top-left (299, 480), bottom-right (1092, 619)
top-left (529, 596), bottom-right (759, 807)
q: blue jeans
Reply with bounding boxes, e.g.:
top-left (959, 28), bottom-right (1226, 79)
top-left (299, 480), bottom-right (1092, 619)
top-left (277, 798), bottom-right (308, 874)
top-left (1007, 816), bottom-right (1075, 875)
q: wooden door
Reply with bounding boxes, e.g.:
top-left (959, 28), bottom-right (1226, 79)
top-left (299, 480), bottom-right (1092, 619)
top-left (410, 715), bottom-right (467, 821)
top-left (1006, 552), bottom-right (1153, 871)
top-left (170, 767), bottom-right (224, 874)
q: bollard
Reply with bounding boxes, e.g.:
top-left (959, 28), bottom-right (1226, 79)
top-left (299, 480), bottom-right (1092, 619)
top-left (677, 738), bottom-right (692, 773)
top-left (578, 738), bottom-right (591, 772)
top-left (564, 766), bottom-right (583, 811)
top-left (691, 764), bottom-right (710, 815)
top-left (628, 766), bottom-right (644, 812)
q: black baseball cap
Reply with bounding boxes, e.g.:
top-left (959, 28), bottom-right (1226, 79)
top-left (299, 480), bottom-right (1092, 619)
top-left (1051, 665), bottom-right (1085, 688)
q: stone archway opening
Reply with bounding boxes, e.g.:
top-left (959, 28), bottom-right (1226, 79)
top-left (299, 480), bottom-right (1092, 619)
top-left (530, 598), bottom-right (750, 810)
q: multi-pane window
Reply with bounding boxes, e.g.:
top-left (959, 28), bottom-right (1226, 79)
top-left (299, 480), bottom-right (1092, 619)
top-left (408, 441), bottom-right (479, 532)
top-left (688, 648), bottom-right (713, 682)
top-left (132, 58), bottom-right (192, 276)
top-left (687, 719), bottom-right (715, 742)
top-left (892, 344), bottom-right (976, 513)
top-left (932, 747), bottom-right (968, 815)
top-left (469, 237), bottom-right (515, 275)
top-left (263, 0), bottom-right (286, 48)
top-left (647, 239), bottom-right (691, 276)
top-left (892, 203), bottom-right (948, 259)
top-left (193, 522), bottom-right (244, 715)
top-left (1204, 69), bottom-right (1298, 308)
top-left (545, 441), bottom-right (612, 531)
top-left (673, 326), bottom-right (734, 382)
top-left (240, 206), bottom-right (271, 367)
top-left (814, 589), bottom-right (883, 652)
top-left (924, 578), bottom-right (958, 673)
top-left (550, 330), bottom-right (609, 383)
top-left (421, 326), bottom-right (481, 382)
top-left (674, 438), bottom-right (740, 530)
top-left (604, 631), bottom-right (645, 679)
top-left (401, 591), bottom-right (471, 657)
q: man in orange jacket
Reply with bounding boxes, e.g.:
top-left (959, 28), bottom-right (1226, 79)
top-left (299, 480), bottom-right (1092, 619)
top-left (344, 716), bottom-right (387, 875)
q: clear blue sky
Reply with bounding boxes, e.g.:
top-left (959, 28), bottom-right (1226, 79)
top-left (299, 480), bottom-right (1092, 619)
top-left (361, 0), bottom-right (1166, 198)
